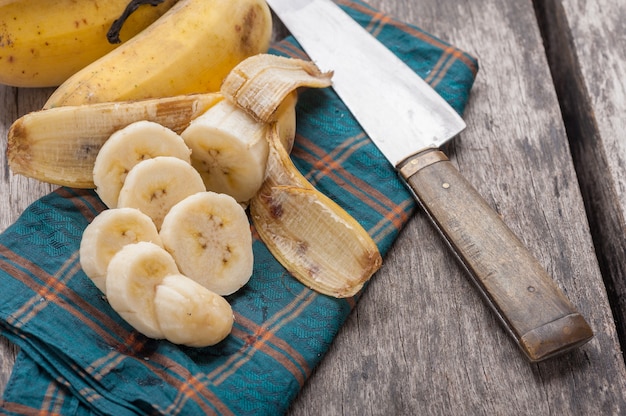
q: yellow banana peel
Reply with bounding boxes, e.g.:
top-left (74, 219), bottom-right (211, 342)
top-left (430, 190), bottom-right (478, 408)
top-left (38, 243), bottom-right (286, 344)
top-left (0, 0), bottom-right (179, 87)
top-left (7, 93), bottom-right (222, 188)
top-left (250, 124), bottom-right (382, 298)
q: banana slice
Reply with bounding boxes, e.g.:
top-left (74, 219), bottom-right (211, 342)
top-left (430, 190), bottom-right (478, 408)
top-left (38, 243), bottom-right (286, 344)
top-left (106, 241), bottom-right (179, 339)
top-left (154, 274), bottom-right (234, 347)
top-left (79, 207), bottom-right (162, 293)
top-left (117, 156), bottom-right (206, 229)
top-left (159, 191), bottom-right (253, 296)
top-left (93, 120), bottom-right (192, 209)
top-left (180, 99), bottom-right (269, 203)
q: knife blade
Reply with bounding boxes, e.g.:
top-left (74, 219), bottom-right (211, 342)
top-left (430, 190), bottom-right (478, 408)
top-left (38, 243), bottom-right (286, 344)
top-left (267, 0), bottom-right (593, 362)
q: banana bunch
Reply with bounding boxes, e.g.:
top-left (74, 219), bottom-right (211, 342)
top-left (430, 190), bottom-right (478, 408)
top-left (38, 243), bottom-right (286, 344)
top-left (44, 0), bottom-right (273, 108)
top-left (0, 0), bottom-right (179, 87)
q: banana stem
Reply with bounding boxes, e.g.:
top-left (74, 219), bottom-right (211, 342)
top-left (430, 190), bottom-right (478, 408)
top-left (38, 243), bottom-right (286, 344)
top-left (107, 0), bottom-right (167, 44)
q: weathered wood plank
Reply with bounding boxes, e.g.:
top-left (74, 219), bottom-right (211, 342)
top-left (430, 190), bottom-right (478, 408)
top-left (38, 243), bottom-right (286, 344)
top-left (1, 0), bottom-right (625, 414)
top-left (286, 0), bottom-right (626, 414)
top-left (0, 86), bottom-right (55, 392)
top-left (534, 0), bottom-right (626, 357)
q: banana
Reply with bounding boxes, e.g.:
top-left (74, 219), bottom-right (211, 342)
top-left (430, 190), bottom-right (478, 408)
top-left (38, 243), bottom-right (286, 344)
top-left (7, 93), bottom-right (221, 188)
top-left (0, 0), bottom-right (179, 87)
top-left (182, 91), bottom-right (298, 203)
top-left (105, 241), bottom-right (179, 339)
top-left (154, 274), bottom-right (234, 347)
top-left (250, 125), bottom-right (382, 298)
top-left (181, 55), bottom-right (330, 201)
top-left (44, 0), bottom-right (272, 108)
top-left (93, 120), bottom-right (192, 209)
top-left (180, 99), bottom-right (270, 203)
top-left (117, 156), bottom-right (206, 229)
top-left (159, 191), bottom-right (253, 296)
top-left (79, 207), bottom-right (162, 293)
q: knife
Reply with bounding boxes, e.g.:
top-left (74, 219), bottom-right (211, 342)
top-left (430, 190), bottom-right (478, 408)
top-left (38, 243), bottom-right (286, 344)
top-left (266, 0), bottom-right (593, 362)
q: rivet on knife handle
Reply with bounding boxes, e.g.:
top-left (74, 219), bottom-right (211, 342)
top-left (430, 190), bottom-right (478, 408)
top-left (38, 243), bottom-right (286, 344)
top-left (398, 149), bottom-right (594, 362)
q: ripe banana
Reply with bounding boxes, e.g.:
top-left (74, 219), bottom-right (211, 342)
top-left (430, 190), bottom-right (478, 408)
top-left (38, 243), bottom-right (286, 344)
top-left (0, 0), bottom-right (179, 87)
top-left (154, 274), bottom-right (233, 347)
top-left (159, 191), bottom-right (254, 296)
top-left (93, 120), bottom-right (192, 209)
top-left (79, 207), bottom-right (162, 293)
top-left (250, 124), bottom-right (382, 298)
top-left (106, 241), bottom-right (179, 339)
top-left (7, 93), bottom-right (221, 188)
top-left (117, 156), bottom-right (206, 229)
top-left (44, 0), bottom-right (272, 108)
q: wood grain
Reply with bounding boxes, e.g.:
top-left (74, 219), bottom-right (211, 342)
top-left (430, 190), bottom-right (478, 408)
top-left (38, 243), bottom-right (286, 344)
top-left (534, 0), bottom-right (626, 361)
top-left (283, 0), bottom-right (626, 414)
top-left (400, 149), bottom-right (593, 362)
top-left (1, 86), bottom-right (55, 391)
top-left (1, 0), bottom-right (626, 414)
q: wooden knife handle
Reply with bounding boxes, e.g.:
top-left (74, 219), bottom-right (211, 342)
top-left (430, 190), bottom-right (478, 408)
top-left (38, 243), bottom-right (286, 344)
top-left (398, 148), bottom-right (593, 362)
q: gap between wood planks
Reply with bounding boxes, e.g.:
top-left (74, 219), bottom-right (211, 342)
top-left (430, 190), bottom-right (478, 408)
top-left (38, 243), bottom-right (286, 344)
top-left (532, 0), bottom-right (626, 362)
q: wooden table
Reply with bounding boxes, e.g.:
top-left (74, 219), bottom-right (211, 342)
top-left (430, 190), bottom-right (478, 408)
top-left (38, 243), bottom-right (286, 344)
top-left (2, 0), bottom-right (626, 414)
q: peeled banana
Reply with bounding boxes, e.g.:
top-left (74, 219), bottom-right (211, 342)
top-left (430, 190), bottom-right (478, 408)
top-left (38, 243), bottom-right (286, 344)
top-left (44, 0), bottom-right (273, 108)
top-left (0, 0), bottom-right (179, 87)
top-left (180, 99), bottom-right (271, 203)
top-left (176, 53), bottom-right (333, 203)
top-left (7, 93), bottom-right (221, 188)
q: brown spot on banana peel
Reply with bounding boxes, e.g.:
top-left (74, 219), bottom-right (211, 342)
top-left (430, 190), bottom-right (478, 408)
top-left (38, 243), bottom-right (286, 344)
top-left (6, 119), bottom-right (31, 173)
top-left (238, 4), bottom-right (264, 55)
top-left (6, 93), bottom-right (221, 188)
top-left (258, 191), bottom-right (284, 219)
top-left (250, 124), bottom-right (382, 298)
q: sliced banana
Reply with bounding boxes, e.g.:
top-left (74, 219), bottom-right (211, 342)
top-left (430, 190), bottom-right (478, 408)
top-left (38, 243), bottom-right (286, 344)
top-left (79, 207), bottom-right (162, 293)
top-left (159, 191), bottom-right (253, 296)
top-left (106, 241), bottom-right (179, 339)
top-left (93, 120), bottom-right (192, 208)
top-left (154, 274), bottom-right (234, 347)
top-left (117, 156), bottom-right (206, 229)
top-left (180, 99), bottom-right (269, 203)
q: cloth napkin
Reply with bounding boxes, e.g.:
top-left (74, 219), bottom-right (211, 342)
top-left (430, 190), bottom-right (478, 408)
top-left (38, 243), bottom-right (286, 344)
top-left (0, 0), bottom-right (478, 414)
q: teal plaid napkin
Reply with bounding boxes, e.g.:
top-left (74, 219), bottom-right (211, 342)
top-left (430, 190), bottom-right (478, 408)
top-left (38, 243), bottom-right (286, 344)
top-left (0, 0), bottom-right (477, 414)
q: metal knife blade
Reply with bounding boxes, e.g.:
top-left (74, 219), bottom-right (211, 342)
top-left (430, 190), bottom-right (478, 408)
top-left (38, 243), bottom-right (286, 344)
top-left (267, 0), bottom-right (464, 167)
top-left (267, 0), bottom-right (593, 362)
